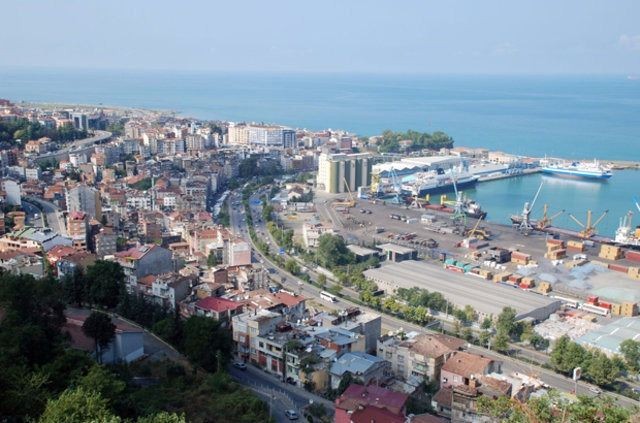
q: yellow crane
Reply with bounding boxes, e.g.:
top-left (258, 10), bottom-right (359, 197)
top-left (568, 209), bottom-right (608, 239)
top-left (465, 215), bottom-right (491, 240)
top-left (536, 204), bottom-right (564, 230)
top-left (332, 177), bottom-right (356, 208)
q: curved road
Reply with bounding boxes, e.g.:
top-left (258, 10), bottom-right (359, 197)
top-left (35, 130), bottom-right (112, 162)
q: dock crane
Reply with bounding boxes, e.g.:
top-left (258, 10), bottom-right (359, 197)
top-left (568, 209), bottom-right (609, 239)
top-left (332, 177), bottom-right (356, 209)
top-left (439, 170), bottom-right (466, 225)
top-left (388, 167), bottom-right (403, 204)
top-left (466, 215), bottom-right (491, 240)
top-left (517, 181), bottom-right (543, 235)
top-left (536, 204), bottom-right (565, 230)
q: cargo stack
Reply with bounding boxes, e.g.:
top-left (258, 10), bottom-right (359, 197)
top-left (609, 263), bottom-right (629, 273)
top-left (478, 269), bottom-right (493, 280)
top-left (519, 277), bottom-right (535, 289)
top-left (611, 303), bottom-right (622, 316)
top-left (628, 267), bottom-right (640, 280)
top-left (621, 302), bottom-right (639, 317)
top-left (508, 274), bottom-right (523, 285)
top-left (511, 251), bottom-right (531, 265)
top-left (493, 272), bottom-right (511, 283)
top-left (545, 239), bottom-right (567, 260)
top-left (599, 244), bottom-right (624, 261)
top-left (538, 281), bottom-right (552, 294)
top-left (567, 240), bottom-right (585, 253)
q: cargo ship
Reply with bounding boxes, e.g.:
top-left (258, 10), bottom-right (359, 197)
top-left (400, 167), bottom-right (478, 196)
top-left (540, 159), bottom-right (612, 180)
top-left (614, 211), bottom-right (640, 248)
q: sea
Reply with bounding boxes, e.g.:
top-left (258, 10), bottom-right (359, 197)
top-left (1, 68), bottom-right (639, 236)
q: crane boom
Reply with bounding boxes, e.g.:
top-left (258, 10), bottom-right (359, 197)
top-left (530, 181), bottom-right (544, 210)
top-left (569, 214), bottom-right (585, 228)
top-left (592, 210), bottom-right (609, 228)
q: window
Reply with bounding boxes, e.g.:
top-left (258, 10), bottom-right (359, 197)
top-left (397, 355), bottom-right (405, 363)
top-left (259, 342), bottom-right (264, 348)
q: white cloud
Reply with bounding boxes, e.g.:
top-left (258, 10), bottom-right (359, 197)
top-left (618, 34), bottom-right (640, 51)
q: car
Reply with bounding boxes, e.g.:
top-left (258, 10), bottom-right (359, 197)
top-left (233, 362), bottom-right (247, 370)
top-left (284, 410), bottom-right (299, 420)
top-left (588, 386), bottom-right (602, 395)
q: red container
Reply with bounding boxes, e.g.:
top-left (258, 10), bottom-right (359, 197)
top-left (626, 251), bottom-right (640, 262)
top-left (587, 295), bottom-right (599, 304)
top-left (609, 264), bottom-right (629, 273)
top-left (598, 301), bottom-right (612, 310)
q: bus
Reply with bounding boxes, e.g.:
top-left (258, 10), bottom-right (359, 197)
top-left (320, 291), bottom-right (338, 303)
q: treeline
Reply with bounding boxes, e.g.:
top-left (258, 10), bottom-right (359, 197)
top-left (0, 119), bottom-right (88, 148)
top-left (377, 129), bottom-right (454, 153)
top-left (0, 262), bottom-right (272, 422)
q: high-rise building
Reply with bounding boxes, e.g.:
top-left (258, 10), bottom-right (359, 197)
top-left (317, 153), bottom-right (374, 194)
top-left (66, 184), bottom-right (102, 220)
top-left (71, 112), bottom-right (88, 131)
top-left (67, 211), bottom-right (89, 251)
top-left (227, 123), bottom-right (295, 148)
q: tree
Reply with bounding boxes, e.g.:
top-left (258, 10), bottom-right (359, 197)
top-left (39, 387), bottom-right (118, 423)
top-left (77, 365), bottom-right (126, 406)
top-left (207, 251), bottom-right (220, 267)
top-left (550, 336), bottom-right (590, 375)
top-left (587, 351), bottom-right (620, 386)
top-left (528, 333), bottom-right (550, 351)
top-left (316, 234), bottom-right (354, 269)
top-left (82, 312), bottom-right (116, 364)
top-left (61, 267), bottom-right (87, 307)
top-left (285, 258), bottom-right (300, 275)
top-left (317, 273), bottom-right (327, 288)
top-left (495, 307), bottom-right (517, 338)
top-left (620, 339), bottom-right (640, 372)
top-left (86, 260), bottom-right (125, 309)
top-left (182, 316), bottom-right (231, 372)
top-left (492, 331), bottom-right (510, 352)
top-left (137, 412), bottom-right (186, 423)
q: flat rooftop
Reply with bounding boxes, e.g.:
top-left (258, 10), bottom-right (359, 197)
top-left (577, 317), bottom-right (640, 355)
top-left (364, 260), bottom-right (560, 319)
top-left (377, 243), bottom-right (416, 255)
top-left (347, 244), bottom-right (379, 256)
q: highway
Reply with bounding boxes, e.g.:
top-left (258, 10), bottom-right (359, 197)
top-left (25, 196), bottom-right (67, 236)
top-left (227, 186), bottom-right (640, 410)
top-left (34, 130), bottom-right (112, 162)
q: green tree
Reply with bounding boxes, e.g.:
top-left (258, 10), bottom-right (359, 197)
top-left (182, 316), bottom-right (231, 372)
top-left (61, 267), bottom-right (87, 307)
top-left (495, 307), bottom-right (517, 338)
top-left (492, 331), bottom-right (510, 352)
top-left (137, 412), bottom-right (186, 423)
top-left (82, 312), bottom-right (116, 364)
top-left (316, 234), bottom-right (354, 269)
top-left (86, 260), bottom-right (125, 309)
top-left (550, 336), bottom-right (591, 375)
top-left (207, 251), bottom-right (220, 267)
top-left (528, 333), bottom-right (550, 351)
top-left (317, 273), bottom-right (327, 288)
top-left (285, 258), bottom-right (300, 275)
top-left (77, 365), bottom-right (126, 406)
top-left (620, 339), bottom-right (640, 372)
top-left (587, 351), bottom-right (620, 386)
top-left (39, 387), bottom-right (118, 423)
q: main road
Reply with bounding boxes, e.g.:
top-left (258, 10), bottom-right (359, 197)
top-left (227, 187), bottom-right (640, 410)
top-left (25, 196), bottom-right (67, 236)
top-left (34, 130), bottom-right (112, 163)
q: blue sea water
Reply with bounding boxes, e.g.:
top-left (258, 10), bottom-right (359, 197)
top-left (1, 68), bottom-right (639, 236)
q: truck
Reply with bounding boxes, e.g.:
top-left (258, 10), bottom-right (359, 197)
top-left (389, 214), bottom-right (401, 220)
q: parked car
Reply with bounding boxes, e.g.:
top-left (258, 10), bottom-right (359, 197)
top-left (284, 410), bottom-right (299, 420)
top-left (233, 362), bottom-right (247, 370)
top-left (588, 386), bottom-right (602, 395)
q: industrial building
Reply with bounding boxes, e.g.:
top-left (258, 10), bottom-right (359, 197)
top-left (576, 317), bottom-right (640, 356)
top-left (363, 260), bottom-right (561, 321)
top-left (317, 152), bottom-right (374, 194)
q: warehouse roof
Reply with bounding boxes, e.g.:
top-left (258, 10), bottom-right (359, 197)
top-left (576, 317), bottom-right (640, 356)
top-left (363, 260), bottom-right (561, 320)
top-left (377, 243), bottom-right (416, 255)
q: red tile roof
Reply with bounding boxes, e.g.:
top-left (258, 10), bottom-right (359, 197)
top-left (350, 406), bottom-right (405, 423)
top-left (441, 351), bottom-right (493, 378)
top-left (336, 384), bottom-right (408, 416)
top-left (271, 291), bottom-right (305, 308)
top-left (195, 297), bottom-right (243, 313)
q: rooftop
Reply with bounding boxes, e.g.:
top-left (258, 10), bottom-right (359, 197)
top-left (377, 243), bottom-right (416, 255)
top-left (347, 244), bottom-right (379, 257)
top-left (330, 351), bottom-right (383, 377)
top-left (441, 351), bottom-right (493, 378)
top-left (402, 333), bottom-right (466, 359)
top-left (577, 317), bottom-right (640, 355)
top-left (196, 296), bottom-right (243, 313)
top-left (337, 384), bottom-right (408, 415)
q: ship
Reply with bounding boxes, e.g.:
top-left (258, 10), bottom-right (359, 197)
top-left (422, 197), bottom-right (487, 219)
top-left (400, 167), bottom-right (479, 196)
top-left (615, 211), bottom-right (640, 248)
top-left (540, 159), bottom-right (612, 180)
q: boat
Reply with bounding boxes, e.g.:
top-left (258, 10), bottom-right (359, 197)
top-left (615, 211), bottom-right (640, 248)
top-left (400, 167), bottom-right (479, 196)
top-left (423, 198), bottom-right (487, 219)
top-left (540, 159), bottom-right (612, 180)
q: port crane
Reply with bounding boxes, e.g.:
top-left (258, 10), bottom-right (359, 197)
top-left (517, 181), bottom-right (543, 235)
top-left (332, 177), bottom-right (356, 209)
top-left (440, 170), bottom-right (466, 225)
top-left (388, 167), bottom-right (403, 204)
top-left (568, 209), bottom-right (609, 239)
top-left (536, 204), bottom-right (564, 230)
top-left (465, 215), bottom-right (491, 240)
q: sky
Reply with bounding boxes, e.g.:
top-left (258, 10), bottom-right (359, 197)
top-left (2, 0), bottom-right (639, 74)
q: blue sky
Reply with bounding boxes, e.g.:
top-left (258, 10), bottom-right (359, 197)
top-left (2, 0), bottom-right (639, 74)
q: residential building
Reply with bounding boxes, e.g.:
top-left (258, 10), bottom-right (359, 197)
top-left (302, 221), bottom-right (334, 248)
top-left (335, 384), bottom-right (409, 423)
top-left (440, 351), bottom-right (500, 389)
top-left (232, 309), bottom-right (283, 363)
top-left (66, 184), bottom-right (102, 220)
top-left (321, 308), bottom-right (382, 354)
top-left (0, 251), bottom-right (44, 278)
top-left (378, 332), bottom-right (466, 386)
top-left (0, 226), bottom-right (72, 253)
top-left (112, 244), bottom-right (173, 289)
top-left (432, 376), bottom-right (512, 422)
top-left (329, 351), bottom-right (393, 389)
top-left (227, 123), bottom-right (295, 148)
top-left (194, 296), bottom-right (244, 324)
top-left (67, 210), bottom-right (89, 250)
top-left (228, 239), bottom-right (251, 266)
top-left (94, 226), bottom-right (117, 258)
top-left (317, 152), bottom-right (373, 194)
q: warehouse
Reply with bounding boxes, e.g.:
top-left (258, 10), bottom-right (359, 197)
top-left (576, 317), bottom-right (640, 356)
top-left (363, 260), bottom-right (561, 322)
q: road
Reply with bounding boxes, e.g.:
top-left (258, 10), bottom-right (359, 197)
top-left (35, 130), bottom-right (112, 162)
top-left (228, 186), bottom-right (640, 410)
top-left (26, 196), bottom-right (67, 235)
top-left (20, 199), bottom-right (45, 227)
